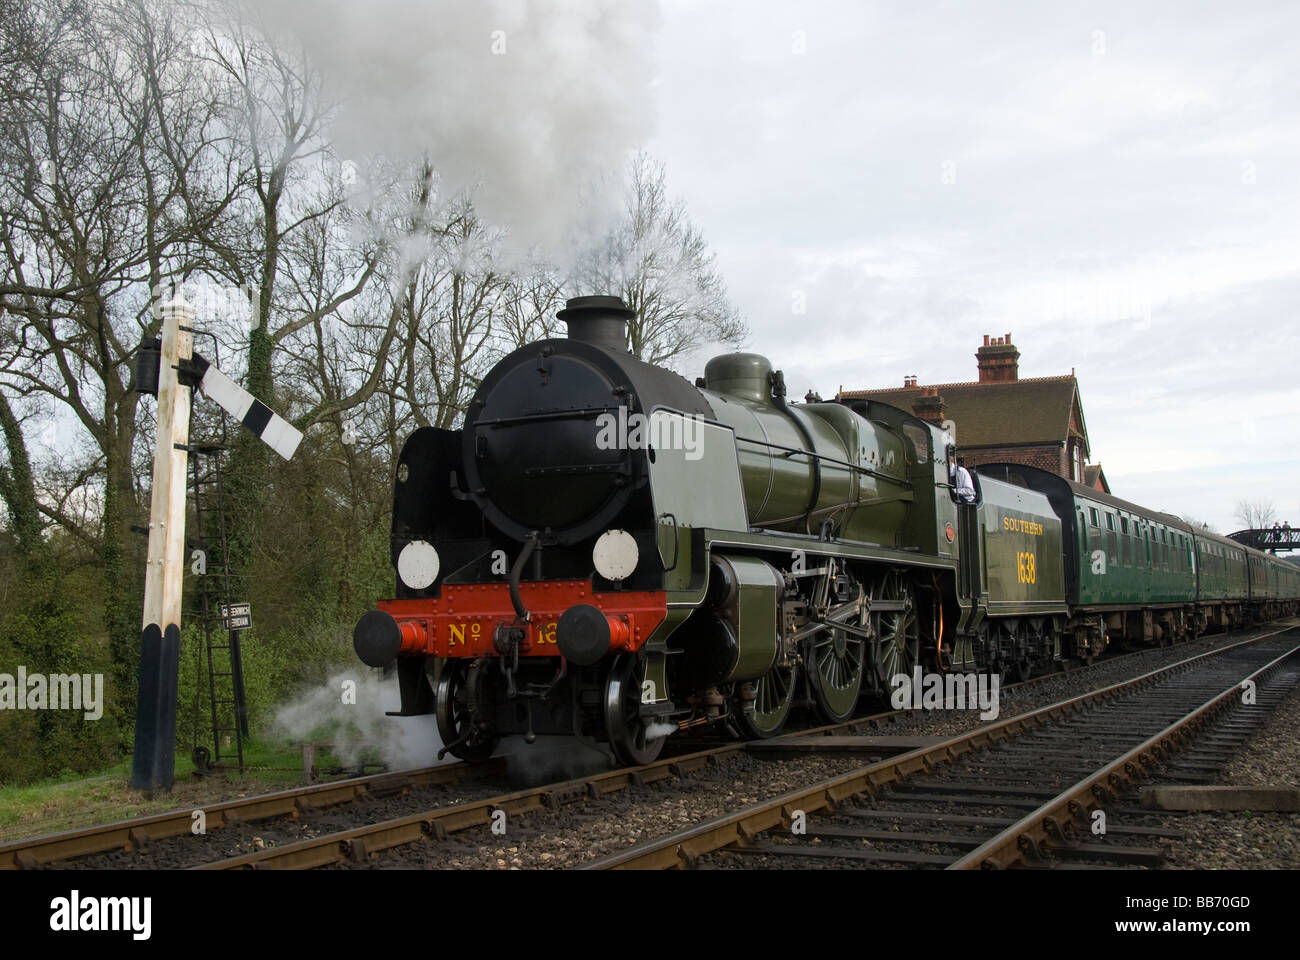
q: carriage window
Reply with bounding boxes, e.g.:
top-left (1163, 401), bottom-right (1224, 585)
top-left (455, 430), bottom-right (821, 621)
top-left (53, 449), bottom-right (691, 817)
top-left (1089, 508), bottom-right (1099, 527)
top-left (1106, 514), bottom-right (1114, 531)
top-left (1120, 517), bottom-right (1128, 534)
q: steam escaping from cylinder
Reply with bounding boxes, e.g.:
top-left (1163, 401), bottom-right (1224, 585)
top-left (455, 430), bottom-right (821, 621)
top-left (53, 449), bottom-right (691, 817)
top-left (238, 0), bottom-right (661, 250)
top-left (273, 670), bottom-right (451, 772)
top-left (643, 722), bottom-right (679, 739)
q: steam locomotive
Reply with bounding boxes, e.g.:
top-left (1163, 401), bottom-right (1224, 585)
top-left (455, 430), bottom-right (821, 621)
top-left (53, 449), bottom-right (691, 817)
top-left (353, 296), bottom-right (1300, 764)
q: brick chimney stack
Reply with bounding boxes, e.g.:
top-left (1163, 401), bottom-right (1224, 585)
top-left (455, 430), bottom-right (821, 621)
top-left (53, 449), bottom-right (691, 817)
top-left (911, 385), bottom-right (946, 425)
top-left (976, 333), bottom-right (1019, 383)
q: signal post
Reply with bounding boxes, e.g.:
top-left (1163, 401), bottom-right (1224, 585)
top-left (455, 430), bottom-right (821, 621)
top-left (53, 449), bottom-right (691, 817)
top-left (131, 297), bottom-right (194, 793)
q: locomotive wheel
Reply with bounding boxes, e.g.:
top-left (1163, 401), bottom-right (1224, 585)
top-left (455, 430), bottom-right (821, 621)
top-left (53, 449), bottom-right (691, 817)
top-left (870, 571), bottom-right (919, 697)
top-left (435, 661), bottom-right (498, 762)
top-left (806, 592), bottom-right (866, 723)
top-left (603, 655), bottom-right (666, 766)
top-left (734, 660), bottom-right (799, 738)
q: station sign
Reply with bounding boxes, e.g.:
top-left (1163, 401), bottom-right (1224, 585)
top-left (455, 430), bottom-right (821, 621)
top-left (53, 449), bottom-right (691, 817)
top-left (220, 602), bottom-right (252, 631)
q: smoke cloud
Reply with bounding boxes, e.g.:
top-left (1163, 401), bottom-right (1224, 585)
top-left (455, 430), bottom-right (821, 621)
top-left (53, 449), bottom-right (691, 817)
top-left (498, 734), bottom-right (614, 787)
top-left (245, 0), bottom-right (661, 249)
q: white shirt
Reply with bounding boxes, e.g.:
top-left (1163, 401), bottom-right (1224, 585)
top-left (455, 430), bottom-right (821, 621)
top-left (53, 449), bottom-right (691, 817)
top-left (954, 465), bottom-right (976, 502)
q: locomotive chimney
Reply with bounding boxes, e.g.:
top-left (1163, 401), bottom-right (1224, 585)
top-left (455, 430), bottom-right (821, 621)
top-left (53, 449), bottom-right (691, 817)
top-left (557, 295), bottom-right (633, 352)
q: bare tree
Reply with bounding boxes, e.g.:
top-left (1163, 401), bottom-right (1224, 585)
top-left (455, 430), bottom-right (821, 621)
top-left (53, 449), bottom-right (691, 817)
top-left (183, 3), bottom-right (407, 585)
top-left (0, 0), bottom-right (233, 711)
top-left (1178, 515), bottom-right (1218, 533)
top-left (498, 257), bottom-right (567, 349)
top-left (570, 151), bottom-right (747, 367)
top-left (392, 189), bottom-right (507, 430)
top-left (1233, 499), bottom-right (1276, 530)
top-left (0, 360), bottom-right (44, 564)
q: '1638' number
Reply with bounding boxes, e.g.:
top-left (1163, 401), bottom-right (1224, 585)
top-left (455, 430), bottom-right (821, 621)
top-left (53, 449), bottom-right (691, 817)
top-left (1017, 551), bottom-right (1037, 584)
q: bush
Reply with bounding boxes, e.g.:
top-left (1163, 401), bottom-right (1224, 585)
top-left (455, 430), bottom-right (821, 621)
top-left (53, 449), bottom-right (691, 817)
top-left (0, 560), bottom-right (119, 785)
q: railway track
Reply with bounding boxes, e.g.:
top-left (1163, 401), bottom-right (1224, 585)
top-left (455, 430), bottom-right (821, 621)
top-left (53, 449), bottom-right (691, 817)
top-left (588, 626), bottom-right (1300, 870)
top-left (2, 622), bottom-right (1292, 870)
top-left (0, 757), bottom-right (504, 869)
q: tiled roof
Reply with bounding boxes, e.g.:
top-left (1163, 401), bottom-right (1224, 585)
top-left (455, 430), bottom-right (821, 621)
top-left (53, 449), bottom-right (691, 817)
top-left (838, 376), bottom-right (1080, 448)
top-left (1083, 463), bottom-right (1109, 491)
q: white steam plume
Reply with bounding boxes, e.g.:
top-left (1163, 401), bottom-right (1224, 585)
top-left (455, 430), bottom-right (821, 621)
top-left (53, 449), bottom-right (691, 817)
top-left (244, 0), bottom-right (661, 249)
top-left (273, 669), bottom-right (449, 772)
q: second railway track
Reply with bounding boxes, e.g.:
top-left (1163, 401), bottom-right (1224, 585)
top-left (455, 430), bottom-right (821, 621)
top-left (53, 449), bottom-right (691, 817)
top-left (590, 626), bottom-right (1300, 870)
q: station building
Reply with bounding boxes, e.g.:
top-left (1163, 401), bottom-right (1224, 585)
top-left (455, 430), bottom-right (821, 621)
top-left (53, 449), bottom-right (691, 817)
top-left (838, 334), bottom-right (1108, 492)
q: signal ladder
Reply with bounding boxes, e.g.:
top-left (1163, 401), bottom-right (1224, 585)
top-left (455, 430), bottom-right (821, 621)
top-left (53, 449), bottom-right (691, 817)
top-left (185, 334), bottom-right (249, 774)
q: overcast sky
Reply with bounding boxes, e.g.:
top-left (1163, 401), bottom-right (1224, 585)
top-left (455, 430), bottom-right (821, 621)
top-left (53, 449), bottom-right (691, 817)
top-left (642, 0), bottom-right (1299, 534)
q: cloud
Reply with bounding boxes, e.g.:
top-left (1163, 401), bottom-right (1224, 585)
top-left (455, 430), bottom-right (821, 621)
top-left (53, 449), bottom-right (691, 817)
top-left (647, 0), bottom-right (1300, 530)
top-left (244, 0), bottom-right (661, 249)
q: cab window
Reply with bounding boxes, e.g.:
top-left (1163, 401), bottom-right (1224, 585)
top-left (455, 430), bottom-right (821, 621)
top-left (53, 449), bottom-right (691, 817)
top-left (902, 424), bottom-right (929, 464)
